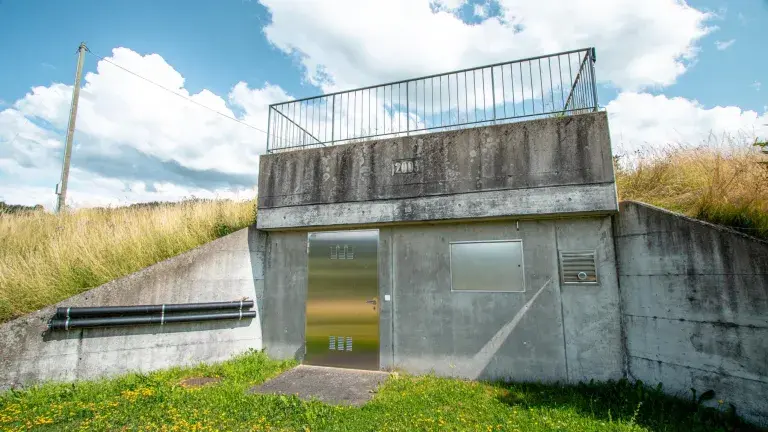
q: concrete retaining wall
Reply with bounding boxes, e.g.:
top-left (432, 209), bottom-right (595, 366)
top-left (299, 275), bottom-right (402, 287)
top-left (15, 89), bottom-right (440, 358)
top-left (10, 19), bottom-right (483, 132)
top-left (258, 112), bottom-right (617, 229)
top-left (0, 226), bottom-right (265, 390)
top-left (615, 201), bottom-right (768, 425)
top-left (263, 216), bottom-right (624, 383)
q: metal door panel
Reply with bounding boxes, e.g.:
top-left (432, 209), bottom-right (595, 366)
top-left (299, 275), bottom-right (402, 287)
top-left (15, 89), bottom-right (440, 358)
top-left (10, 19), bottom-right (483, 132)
top-left (306, 230), bottom-right (379, 370)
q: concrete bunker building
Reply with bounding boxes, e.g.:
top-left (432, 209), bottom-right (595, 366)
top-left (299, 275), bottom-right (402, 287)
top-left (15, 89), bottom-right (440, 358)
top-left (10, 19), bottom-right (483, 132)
top-left (258, 47), bottom-right (622, 382)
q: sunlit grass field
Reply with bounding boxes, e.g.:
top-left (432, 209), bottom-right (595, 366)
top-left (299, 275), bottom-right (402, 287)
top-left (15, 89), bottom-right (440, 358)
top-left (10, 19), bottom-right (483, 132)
top-left (0, 350), bottom-right (758, 431)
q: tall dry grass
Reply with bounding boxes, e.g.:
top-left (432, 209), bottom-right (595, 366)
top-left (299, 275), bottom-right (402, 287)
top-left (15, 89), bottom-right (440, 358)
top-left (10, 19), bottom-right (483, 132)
top-left (0, 199), bottom-right (256, 323)
top-left (615, 141), bottom-right (767, 239)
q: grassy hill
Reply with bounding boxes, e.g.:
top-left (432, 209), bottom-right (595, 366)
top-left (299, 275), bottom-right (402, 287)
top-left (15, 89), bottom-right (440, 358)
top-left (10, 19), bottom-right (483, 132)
top-left (616, 143), bottom-right (767, 239)
top-left (0, 144), bottom-right (765, 324)
top-left (0, 199), bottom-right (256, 323)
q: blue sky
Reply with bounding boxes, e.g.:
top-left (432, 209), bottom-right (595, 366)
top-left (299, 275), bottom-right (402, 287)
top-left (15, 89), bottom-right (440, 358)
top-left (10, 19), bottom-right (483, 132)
top-left (0, 0), bottom-right (766, 208)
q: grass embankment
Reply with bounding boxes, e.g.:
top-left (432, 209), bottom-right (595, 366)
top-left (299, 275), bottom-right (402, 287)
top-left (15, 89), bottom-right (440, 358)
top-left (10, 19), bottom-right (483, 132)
top-left (0, 350), bottom-right (756, 431)
top-left (0, 199), bottom-right (256, 323)
top-left (616, 144), bottom-right (767, 239)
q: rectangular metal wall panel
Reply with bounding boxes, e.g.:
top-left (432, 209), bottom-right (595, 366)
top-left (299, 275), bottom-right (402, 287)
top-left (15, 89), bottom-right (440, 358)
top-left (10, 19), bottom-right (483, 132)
top-left (305, 230), bottom-right (379, 370)
top-left (450, 240), bottom-right (525, 292)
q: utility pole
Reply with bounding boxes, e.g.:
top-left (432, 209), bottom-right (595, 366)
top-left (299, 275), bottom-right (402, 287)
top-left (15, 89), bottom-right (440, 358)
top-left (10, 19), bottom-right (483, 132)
top-left (55, 42), bottom-right (87, 213)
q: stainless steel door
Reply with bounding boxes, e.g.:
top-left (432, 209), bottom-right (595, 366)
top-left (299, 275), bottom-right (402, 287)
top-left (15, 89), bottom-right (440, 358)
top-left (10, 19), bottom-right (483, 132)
top-left (305, 230), bottom-right (379, 370)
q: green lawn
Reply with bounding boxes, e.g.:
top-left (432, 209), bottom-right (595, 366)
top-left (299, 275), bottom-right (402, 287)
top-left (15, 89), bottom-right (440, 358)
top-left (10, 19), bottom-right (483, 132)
top-left (0, 351), bottom-right (756, 431)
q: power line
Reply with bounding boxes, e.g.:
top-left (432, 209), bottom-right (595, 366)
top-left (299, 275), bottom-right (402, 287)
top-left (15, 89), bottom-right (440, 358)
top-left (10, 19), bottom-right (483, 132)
top-left (85, 48), bottom-right (269, 135)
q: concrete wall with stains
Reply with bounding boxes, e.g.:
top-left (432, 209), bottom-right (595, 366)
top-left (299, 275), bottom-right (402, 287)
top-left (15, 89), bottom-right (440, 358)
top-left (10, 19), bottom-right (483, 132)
top-left (257, 112), bottom-right (617, 229)
top-left (615, 201), bottom-right (768, 426)
top-left (0, 227), bottom-right (265, 390)
top-left (263, 216), bottom-right (624, 384)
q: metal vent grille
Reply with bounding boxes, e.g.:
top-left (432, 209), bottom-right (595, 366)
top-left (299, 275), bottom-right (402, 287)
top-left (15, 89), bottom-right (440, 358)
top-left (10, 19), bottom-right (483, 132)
top-left (559, 250), bottom-right (598, 284)
top-left (346, 337), bottom-right (353, 351)
top-left (329, 336), bottom-right (336, 350)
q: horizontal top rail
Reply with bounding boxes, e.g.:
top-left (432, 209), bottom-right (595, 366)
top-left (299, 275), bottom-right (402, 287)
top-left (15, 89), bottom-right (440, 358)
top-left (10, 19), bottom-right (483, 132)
top-left (266, 47), bottom-right (597, 153)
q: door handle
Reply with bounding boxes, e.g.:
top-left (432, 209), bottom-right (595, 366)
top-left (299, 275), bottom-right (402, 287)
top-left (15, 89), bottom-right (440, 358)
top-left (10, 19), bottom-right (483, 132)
top-left (365, 299), bottom-right (377, 305)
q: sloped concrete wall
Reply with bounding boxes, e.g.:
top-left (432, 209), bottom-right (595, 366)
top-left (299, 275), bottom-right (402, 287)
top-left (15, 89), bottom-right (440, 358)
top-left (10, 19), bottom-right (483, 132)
top-left (0, 226), bottom-right (265, 390)
top-left (615, 201), bottom-right (768, 426)
top-left (258, 112), bottom-right (617, 229)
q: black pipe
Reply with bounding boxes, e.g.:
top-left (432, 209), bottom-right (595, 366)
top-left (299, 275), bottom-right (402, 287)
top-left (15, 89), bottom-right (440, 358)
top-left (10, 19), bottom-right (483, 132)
top-left (55, 300), bottom-right (254, 318)
top-left (48, 310), bottom-right (257, 331)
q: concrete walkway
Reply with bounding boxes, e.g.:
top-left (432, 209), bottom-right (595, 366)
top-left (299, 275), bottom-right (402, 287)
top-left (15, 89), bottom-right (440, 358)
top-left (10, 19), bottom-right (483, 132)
top-left (249, 365), bottom-right (390, 406)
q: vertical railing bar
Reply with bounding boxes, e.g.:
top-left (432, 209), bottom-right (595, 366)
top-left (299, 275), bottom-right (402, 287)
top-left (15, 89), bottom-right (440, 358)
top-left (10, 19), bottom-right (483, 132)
top-left (397, 83), bottom-right (401, 134)
top-left (455, 73), bottom-right (460, 124)
top-left (567, 52), bottom-right (574, 111)
top-left (439, 75), bottom-right (443, 127)
top-left (473, 70), bottom-right (478, 122)
top-left (423, 79), bottom-right (427, 129)
top-left (304, 101), bottom-right (309, 140)
top-left (331, 95), bottom-right (335, 144)
top-left (290, 103), bottom-right (294, 147)
top-left (538, 58), bottom-right (544, 114)
top-left (491, 66), bottom-right (496, 122)
top-left (510, 62), bottom-right (516, 116)
top-left (481, 68), bottom-right (486, 121)
top-left (406, 81), bottom-right (410, 134)
top-left (558, 55), bottom-right (565, 110)
top-left (441, 75), bottom-right (451, 126)
top-left (548, 57), bottom-right (554, 113)
top-left (529, 60), bottom-right (534, 114)
top-left (590, 49), bottom-right (598, 112)
top-left (519, 62), bottom-right (525, 116)
top-left (392, 85), bottom-right (396, 135)
top-left (414, 80), bottom-right (417, 132)
top-left (464, 71), bottom-right (469, 123)
top-left (501, 64), bottom-right (507, 118)
top-left (297, 108), bottom-right (302, 145)
top-left (323, 98), bottom-right (327, 142)
top-left (275, 109), bottom-right (285, 148)
top-left (300, 101), bottom-right (304, 146)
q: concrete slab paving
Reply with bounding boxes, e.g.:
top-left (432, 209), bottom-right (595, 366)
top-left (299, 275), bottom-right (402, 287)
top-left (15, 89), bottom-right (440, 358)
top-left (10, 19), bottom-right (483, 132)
top-left (249, 365), bottom-right (390, 406)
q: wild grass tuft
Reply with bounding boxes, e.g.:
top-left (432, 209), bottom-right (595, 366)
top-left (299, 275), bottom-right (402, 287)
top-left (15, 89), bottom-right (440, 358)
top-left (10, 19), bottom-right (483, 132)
top-left (615, 140), bottom-right (767, 239)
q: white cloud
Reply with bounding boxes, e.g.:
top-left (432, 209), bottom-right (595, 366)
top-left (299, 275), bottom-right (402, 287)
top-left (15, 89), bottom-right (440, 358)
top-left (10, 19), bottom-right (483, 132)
top-left (606, 92), bottom-right (768, 154)
top-left (714, 39), bottom-right (735, 50)
top-left (0, 47), bottom-right (288, 209)
top-left (260, 0), bottom-right (713, 91)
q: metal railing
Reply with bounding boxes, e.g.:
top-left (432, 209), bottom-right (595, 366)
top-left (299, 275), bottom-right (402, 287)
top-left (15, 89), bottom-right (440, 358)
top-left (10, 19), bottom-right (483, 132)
top-left (266, 48), bottom-right (597, 153)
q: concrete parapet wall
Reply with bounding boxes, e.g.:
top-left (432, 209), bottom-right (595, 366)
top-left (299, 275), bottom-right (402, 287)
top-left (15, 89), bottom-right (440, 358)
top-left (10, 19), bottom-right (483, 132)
top-left (258, 112), bottom-right (616, 229)
top-left (615, 201), bottom-right (768, 426)
top-left (0, 227), bottom-right (265, 390)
